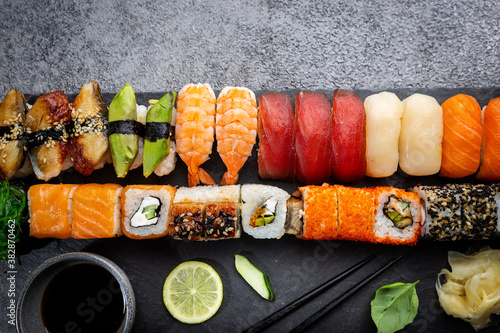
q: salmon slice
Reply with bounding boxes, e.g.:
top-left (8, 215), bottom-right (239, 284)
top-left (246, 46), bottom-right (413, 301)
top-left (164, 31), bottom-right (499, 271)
top-left (294, 91), bottom-right (331, 184)
top-left (257, 92), bottom-right (295, 181)
top-left (72, 183), bottom-right (123, 239)
top-left (477, 97), bottom-right (500, 181)
top-left (29, 184), bottom-right (78, 239)
top-left (440, 94), bottom-right (482, 178)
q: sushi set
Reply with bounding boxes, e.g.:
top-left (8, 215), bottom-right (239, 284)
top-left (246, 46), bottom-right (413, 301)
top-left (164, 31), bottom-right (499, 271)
top-left (3, 84), bottom-right (500, 333)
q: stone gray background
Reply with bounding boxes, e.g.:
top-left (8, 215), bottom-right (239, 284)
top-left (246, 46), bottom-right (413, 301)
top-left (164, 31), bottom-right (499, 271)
top-left (1, 0), bottom-right (499, 96)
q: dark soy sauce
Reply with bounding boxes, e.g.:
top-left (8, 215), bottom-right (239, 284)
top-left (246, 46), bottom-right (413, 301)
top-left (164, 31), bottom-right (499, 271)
top-left (41, 263), bottom-right (125, 333)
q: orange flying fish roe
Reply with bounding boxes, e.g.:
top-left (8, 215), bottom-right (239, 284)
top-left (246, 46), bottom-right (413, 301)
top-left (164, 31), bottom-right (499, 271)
top-left (300, 184), bottom-right (339, 240)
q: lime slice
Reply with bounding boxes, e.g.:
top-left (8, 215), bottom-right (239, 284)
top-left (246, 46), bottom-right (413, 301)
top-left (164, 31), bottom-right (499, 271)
top-left (163, 261), bottom-right (223, 324)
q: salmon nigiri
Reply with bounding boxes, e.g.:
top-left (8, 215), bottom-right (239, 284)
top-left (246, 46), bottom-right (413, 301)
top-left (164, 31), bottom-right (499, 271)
top-left (216, 86), bottom-right (258, 185)
top-left (330, 89), bottom-right (366, 182)
top-left (176, 83), bottom-right (217, 187)
top-left (294, 91), bottom-right (331, 184)
top-left (440, 94), bottom-right (482, 178)
top-left (257, 92), bottom-right (295, 181)
top-left (477, 97), bottom-right (500, 181)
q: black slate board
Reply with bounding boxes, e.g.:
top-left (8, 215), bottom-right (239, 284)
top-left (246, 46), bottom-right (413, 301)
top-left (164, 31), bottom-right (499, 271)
top-left (2, 88), bottom-right (500, 333)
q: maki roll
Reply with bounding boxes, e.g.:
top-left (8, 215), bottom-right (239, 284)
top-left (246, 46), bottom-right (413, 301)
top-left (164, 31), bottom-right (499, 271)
top-left (29, 184), bottom-right (78, 239)
top-left (0, 89), bottom-right (27, 180)
top-left (335, 185), bottom-right (375, 242)
top-left (241, 184), bottom-right (290, 239)
top-left (72, 183), bottom-right (123, 239)
top-left (121, 185), bottom-right (176, 239)
top-left (373, 186), bottom-right (423, 246)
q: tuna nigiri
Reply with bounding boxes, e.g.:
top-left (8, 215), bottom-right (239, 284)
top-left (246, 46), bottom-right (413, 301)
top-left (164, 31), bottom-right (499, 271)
top-left (25, 90), bottom-right (72, 181)
top-left (440, 94), bottom-right (482, 178)
top-left (477, 97), bottom-right (500, 181)
top-left (71, 80), bottom-right (109, 176)
top-left (330, 89), bottom-right (366, 182)
top-left (0, 89), bottom-right (27, 180)
top-left (294, 91), bottom-right (331, 184)
top-left (257, 92), bottom-right (295, 181)
top-left (399, 94), bottom-right (443, 176)
top-left (216, 86), bottom-right (258, 185)
top-left (364, 92), bottom-right (403, 178)
top-left (176, 83), bottom-right (217, 187)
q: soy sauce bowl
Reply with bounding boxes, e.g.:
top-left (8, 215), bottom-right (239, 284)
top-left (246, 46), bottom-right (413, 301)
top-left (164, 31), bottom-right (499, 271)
top-left (16, 252), bottom-right (135, 333)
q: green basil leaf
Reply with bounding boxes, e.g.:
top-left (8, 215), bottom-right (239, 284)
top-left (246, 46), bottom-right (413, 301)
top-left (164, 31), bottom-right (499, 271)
top-left (371, 281), bottom-right (419, 333)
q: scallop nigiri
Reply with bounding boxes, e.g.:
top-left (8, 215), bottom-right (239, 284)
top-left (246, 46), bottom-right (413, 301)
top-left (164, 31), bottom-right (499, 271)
top-left (477, 97), bottom-right (500, 181)
top-left (330, 89), bottom-right (366, 182)
top-left (440, 94), bottom-right (482, 178)
top-left (257, 92), bottom-right (295, 181)
top-left (364, 92), bottom-right (403, 178)
top-left (0, 89), bottom-right (27, 180)
top-left (216, 86), bottom-right (258, 185)
top-left (176, 83), bottom-right (217, 187)
top-left (294, 91), bottom-right (331, 184)
top-left (399, 93), bottom-right (443, 176)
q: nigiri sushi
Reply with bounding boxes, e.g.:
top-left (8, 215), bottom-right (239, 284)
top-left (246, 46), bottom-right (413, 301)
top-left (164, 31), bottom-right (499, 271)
top-left (0, 89), bottom-right (27, 180)
top-left (216, 86), bottom-right (258, 185)
top-left (440, 94), bottom-right (482, 178)
top-left (70, 80), bottom-right (109, 176)
top-left (364, 92), bottom-right (403, 178)
top-left (399, 93), bottom-right (443, 176)
top-left (28, 184), bottom-right (78, 239)
top-left (477, 97), bottom-right (500, 181)
top-left (108, 83), bottom-right (139, 178)
top-left (330, 89), bottom-right (366, 182)
top-left (72, 183), bottom-right (123, 239)
top-left (257, 92), bottom-right (295, 181)
top-left (294, 91), bottom-right (332, 184)
top-left (176, 83), bottom-right (217, 187)
top-left (25, 90), bottom-right (72, 181)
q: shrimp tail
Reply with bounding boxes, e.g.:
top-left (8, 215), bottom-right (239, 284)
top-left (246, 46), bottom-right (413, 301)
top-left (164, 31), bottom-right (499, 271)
top-left (188, 168), bottom-right (216, 187)
top-left (220, 171), bottom-right (239, 185)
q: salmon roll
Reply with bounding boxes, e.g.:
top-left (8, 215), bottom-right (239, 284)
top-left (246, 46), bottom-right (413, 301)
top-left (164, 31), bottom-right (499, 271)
top-left (373, 187), bottom-right (423, 246)
top-left (440, 94), bottom-right (482, 178)
top-left (399, 94), bottom-right (443, 176)
top-left (477, 97), bottom-right (500, 181)
top-left (241, 184), bottom-right (290, 239)
top-left (121, 185), bottom-right (176, 239)
top-left (335, 185), bottom-right (375, 242)
top-left (29, 184), bottom-right (78, 239)
top-left (298, 184), bottom-right (338, 240)
top-left (72, 183), bottom-right (123, 239)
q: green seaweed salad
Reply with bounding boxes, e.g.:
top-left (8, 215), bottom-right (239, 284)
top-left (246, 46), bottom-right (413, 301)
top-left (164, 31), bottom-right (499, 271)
top-left (0, 180), bottom-right (27, 260)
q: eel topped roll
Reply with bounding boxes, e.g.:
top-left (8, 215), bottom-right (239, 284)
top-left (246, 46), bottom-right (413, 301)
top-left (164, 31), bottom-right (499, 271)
top-left (241, 184), bottom-right (290, 239)
top-left (121, 185), bottom-right (176, 239)
top-left (399, 94), bottom-right (443, 176)
top-left (0, 89), bottom-right (27, 180)
top-left (25, 90), bottom-right (72, 181)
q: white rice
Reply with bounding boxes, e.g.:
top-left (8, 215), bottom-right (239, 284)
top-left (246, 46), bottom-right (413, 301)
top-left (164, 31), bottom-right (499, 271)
top-left (241, 184), bottom-right (290, 239)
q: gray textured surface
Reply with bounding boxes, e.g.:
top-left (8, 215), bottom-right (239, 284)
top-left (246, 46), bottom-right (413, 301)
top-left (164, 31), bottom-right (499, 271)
top-left (1, 0), bottom-right (499, 95)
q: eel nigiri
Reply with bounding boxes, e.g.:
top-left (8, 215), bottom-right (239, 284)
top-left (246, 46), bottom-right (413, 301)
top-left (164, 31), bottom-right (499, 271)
top-left (217, 86), bottom-right (258, 185)
top-left (0, 89), bottom-right (27, 180)
top-left (108, 83), bottom-right (139, 178)
top-left (364, 92), bottom-right (403, 178)
top-left (399, 93), bottom-right (443, 176)
top-left (143, 92), bottom-right (176, 177)
top-left (440, 94), bottom-right (482, 178)
top-left (294, 91), bottom-right (331, 184)
top-left (330, 89), bottom-right (366, 182)
top-left (257, 92), bottom-right (295, 181)
top-left (71, 80), bottom-right (109, 176)
top-left (477, 97), bottom-right (500, 181)
top-left (25, 90), bottom-right (72, 181)
top-left (176, 83), bottom-right (217, 187)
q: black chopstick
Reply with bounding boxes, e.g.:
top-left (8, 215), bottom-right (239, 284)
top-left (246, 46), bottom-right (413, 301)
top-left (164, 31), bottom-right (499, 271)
top-left (242, 253), bottom-right (378, 333)
top-left (289, 255), bottom-right (403, 333)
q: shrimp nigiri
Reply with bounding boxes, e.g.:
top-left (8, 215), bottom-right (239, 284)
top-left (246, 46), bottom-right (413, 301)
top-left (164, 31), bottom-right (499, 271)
top-left (216, 86), bottom-right (258, 185)
top-left (176, 83), bottom-right (217, 187)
